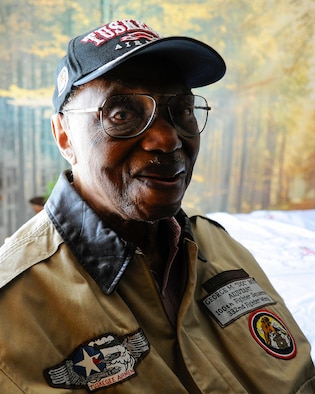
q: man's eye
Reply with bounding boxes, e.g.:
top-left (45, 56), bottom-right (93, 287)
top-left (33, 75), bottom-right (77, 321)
top-left (105, 104), bottom-right (142, 125)
top-left (110, 108), bottom-right (132, 123)
top-left (183, 106), bottom-right (194, 116)
top-left (173, 104), bottom-right (194, 119)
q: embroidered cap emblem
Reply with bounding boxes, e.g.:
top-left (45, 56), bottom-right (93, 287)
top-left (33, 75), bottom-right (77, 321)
top-left (249, 310), bottom-right (296, 359)
top-left (57, 66), bottom-right (69, 97)
top-left (120, 31), bottom-right (159, 42)
top-left (44, 329), bottom-right (150, 391)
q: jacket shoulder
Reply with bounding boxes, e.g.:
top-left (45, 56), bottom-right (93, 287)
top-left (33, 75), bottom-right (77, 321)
top-left (183, 206), bottom-right (226, 232)
top-left (0, 210), bottom-right (63, 289)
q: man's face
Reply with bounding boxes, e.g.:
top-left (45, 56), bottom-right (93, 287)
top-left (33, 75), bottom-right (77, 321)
top-left (59, 60), bottom-right (200, 222)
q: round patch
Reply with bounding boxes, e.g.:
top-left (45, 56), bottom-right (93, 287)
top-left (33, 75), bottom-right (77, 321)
top-left (248, 309), bottom-right (297, 359)
top-left (57, 66), bottom-right (69, 97)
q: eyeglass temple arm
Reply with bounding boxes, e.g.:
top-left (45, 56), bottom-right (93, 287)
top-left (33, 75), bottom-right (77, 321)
top-left (62, 107), bottom-right (102, 114)
top-left (195, 105), bottom-right (211, 111)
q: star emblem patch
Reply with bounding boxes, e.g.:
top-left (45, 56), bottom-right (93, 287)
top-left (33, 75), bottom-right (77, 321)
top-left (44, 329), bottom-right (150, 391)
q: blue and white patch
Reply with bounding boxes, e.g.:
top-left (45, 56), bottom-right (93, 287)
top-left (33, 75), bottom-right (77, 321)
top-left (57, 66), bottom-right (69, 97)
top-left (44, 329), bottom-right (150, 391)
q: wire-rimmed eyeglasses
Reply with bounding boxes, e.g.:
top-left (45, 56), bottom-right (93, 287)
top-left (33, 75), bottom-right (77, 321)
top-left (62, 93), bottom-right (211, 139)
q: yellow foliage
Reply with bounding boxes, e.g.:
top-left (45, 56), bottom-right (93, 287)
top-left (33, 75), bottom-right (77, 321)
top-left (0, 85), bottom-right (53, 107)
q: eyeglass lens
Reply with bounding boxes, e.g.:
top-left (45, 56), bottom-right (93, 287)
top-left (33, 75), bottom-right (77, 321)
top-left (100, 94), bottom-right (209, 138)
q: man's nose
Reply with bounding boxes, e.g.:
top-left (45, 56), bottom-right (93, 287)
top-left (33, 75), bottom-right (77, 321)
top-left (140, 109), bottom-right (182, 153)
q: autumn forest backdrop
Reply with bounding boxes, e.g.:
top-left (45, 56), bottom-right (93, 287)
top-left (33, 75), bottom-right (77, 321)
top-left (0, 0), bottom-right (314, 243)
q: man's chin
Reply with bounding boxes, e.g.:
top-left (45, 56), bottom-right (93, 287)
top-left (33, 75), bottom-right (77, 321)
top-left (134, 203), bottom-right (182, 223)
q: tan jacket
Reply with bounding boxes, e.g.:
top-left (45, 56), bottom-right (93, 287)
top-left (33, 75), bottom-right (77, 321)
top-left (0, 173), bottom-right (314, 393)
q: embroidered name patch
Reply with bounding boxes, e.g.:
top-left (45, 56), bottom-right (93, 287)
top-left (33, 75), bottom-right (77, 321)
top-left (201, 269), bottom-right (275, 327)
top-left (249, 310), bottom-right (297, 359)
top-left (44, 329), bottom-right (150, 391)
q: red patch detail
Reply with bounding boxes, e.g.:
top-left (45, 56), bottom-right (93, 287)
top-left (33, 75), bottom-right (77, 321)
top-left (248, 309), bottom-right (297, 359)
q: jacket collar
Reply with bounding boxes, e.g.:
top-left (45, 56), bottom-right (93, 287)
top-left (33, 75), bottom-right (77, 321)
top-left (45, 170), bottom-right (197, 295)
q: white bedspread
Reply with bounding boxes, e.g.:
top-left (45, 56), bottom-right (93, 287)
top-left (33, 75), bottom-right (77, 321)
top-left (207, 209), bottom-right (315, 362)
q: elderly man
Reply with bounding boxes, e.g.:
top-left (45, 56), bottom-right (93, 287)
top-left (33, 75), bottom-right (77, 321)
top-left (0, 19), bottom-right (314, 393)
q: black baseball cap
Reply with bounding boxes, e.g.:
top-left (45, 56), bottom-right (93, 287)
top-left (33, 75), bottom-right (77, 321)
top-left (53, 19), bottom-right (226, 113)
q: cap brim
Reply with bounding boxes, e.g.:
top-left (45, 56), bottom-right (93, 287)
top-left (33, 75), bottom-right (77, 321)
top-left (74, 36), bottom-right (226, 88)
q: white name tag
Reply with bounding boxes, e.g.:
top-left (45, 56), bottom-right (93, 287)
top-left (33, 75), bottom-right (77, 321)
top-left (201, 270), bottom-right (275, 327)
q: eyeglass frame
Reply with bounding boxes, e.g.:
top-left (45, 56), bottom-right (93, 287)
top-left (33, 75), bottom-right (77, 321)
top-left (61, 93), bottom-right (211, 139)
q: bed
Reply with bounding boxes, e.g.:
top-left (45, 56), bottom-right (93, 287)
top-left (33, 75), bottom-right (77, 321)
top-left (207, 209), bottom-right (315, 362)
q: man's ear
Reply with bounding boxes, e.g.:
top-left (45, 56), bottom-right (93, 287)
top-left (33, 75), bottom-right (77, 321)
top-left (51, 113), bottom-right (77, 165)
